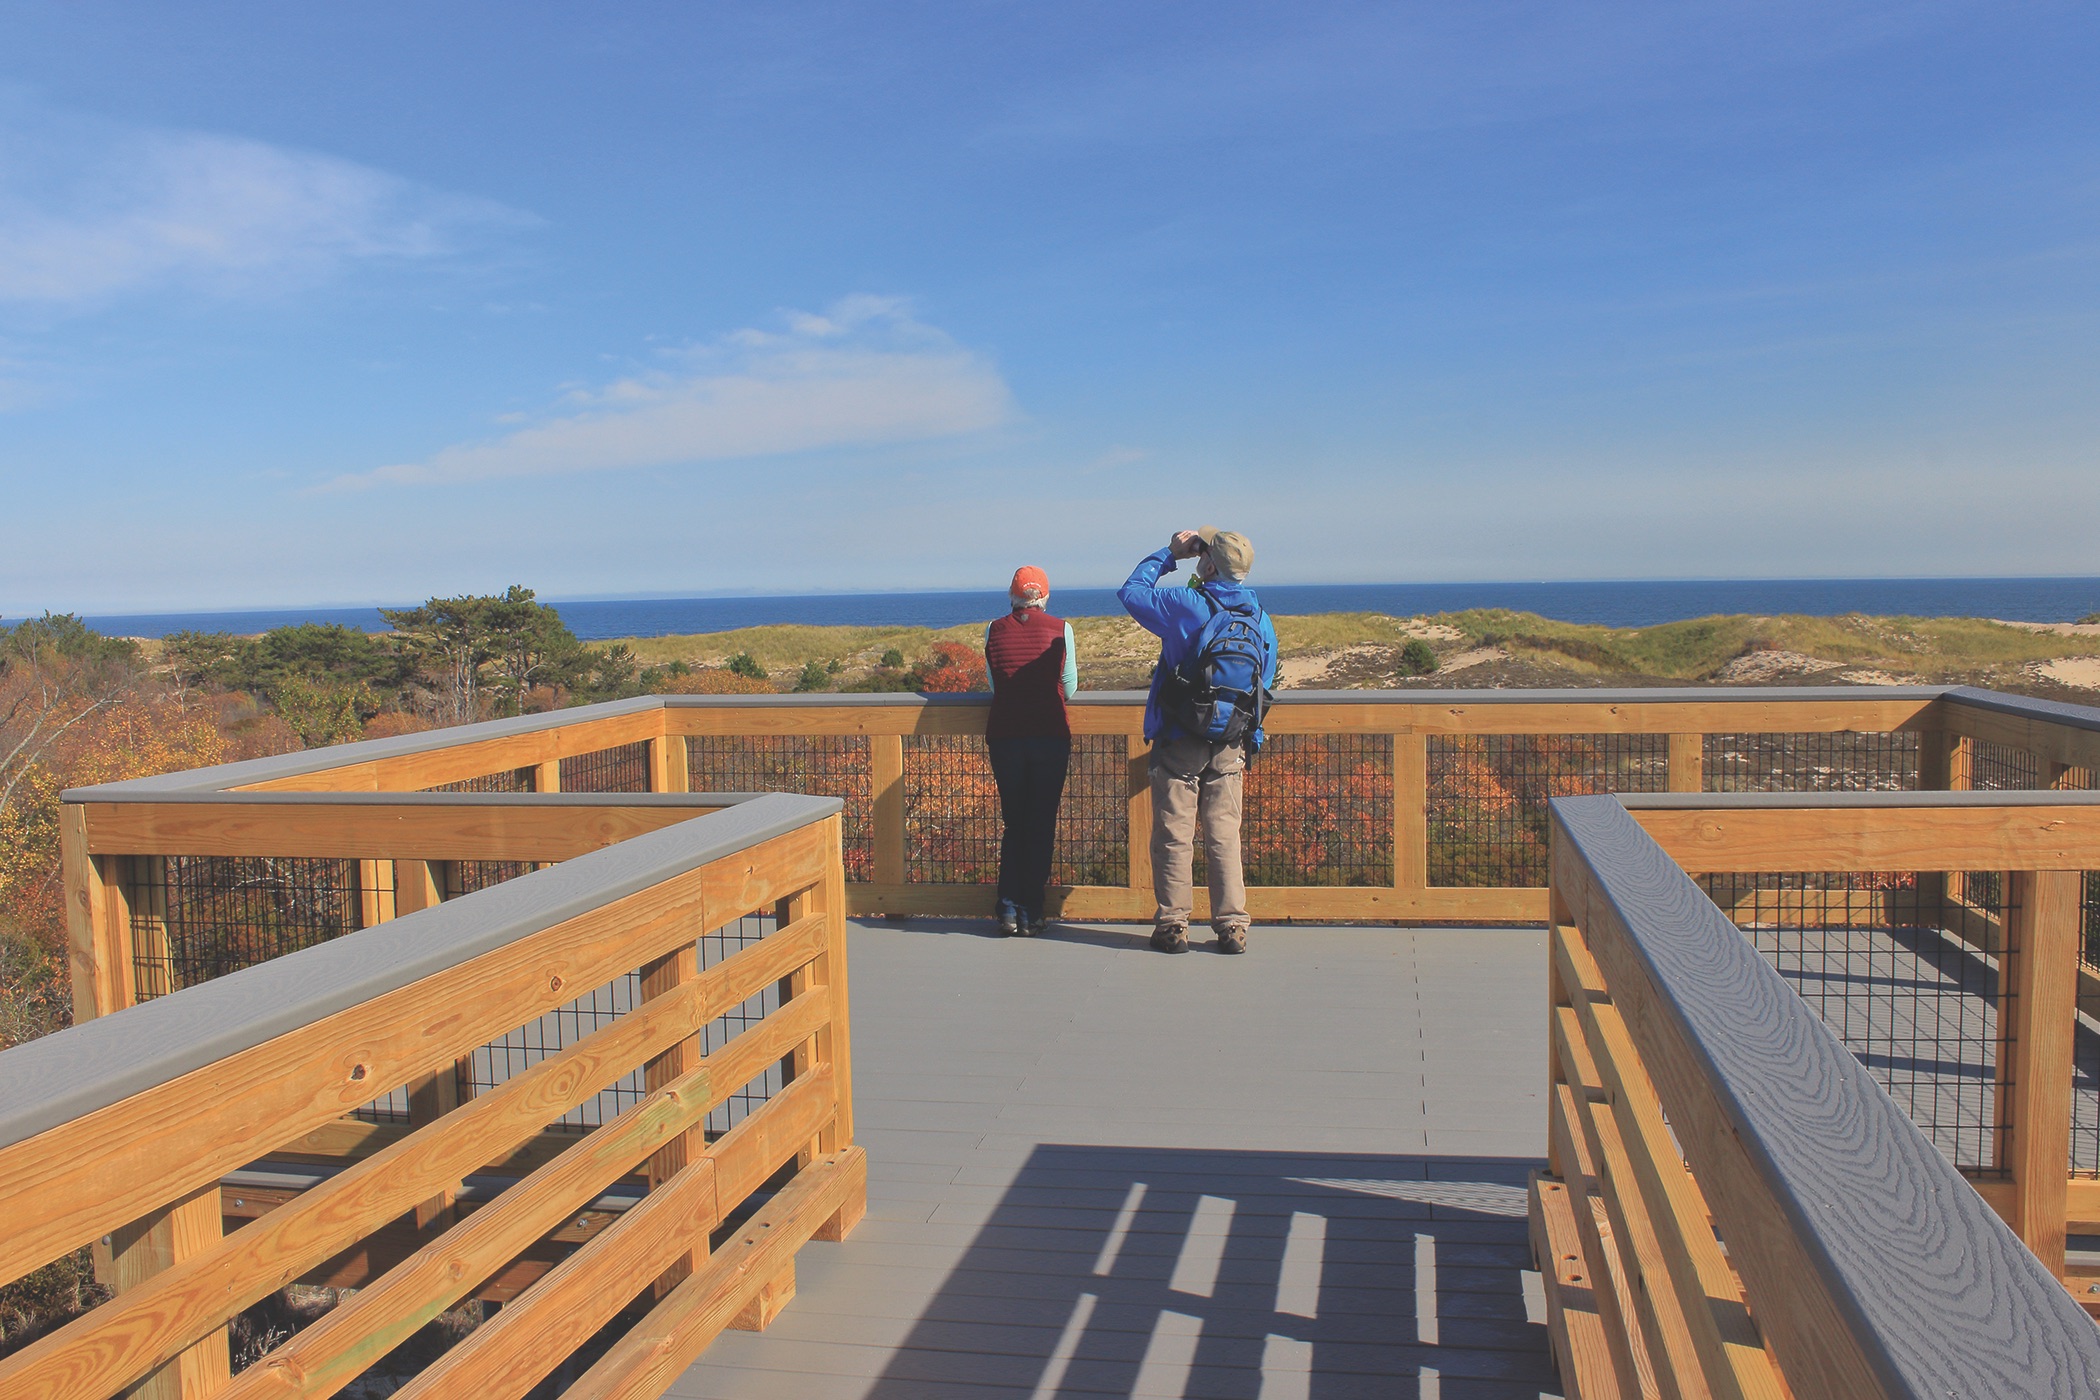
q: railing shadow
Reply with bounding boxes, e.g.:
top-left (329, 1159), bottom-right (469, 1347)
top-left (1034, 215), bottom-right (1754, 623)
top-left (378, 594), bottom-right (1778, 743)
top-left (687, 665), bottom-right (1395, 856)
top-left (863, 1144), bottom-right (1554, 1400)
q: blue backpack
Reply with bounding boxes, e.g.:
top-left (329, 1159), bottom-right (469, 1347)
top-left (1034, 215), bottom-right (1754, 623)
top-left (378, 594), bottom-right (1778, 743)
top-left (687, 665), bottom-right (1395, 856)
top-left (1159, 586), bottom-right (1275, 752)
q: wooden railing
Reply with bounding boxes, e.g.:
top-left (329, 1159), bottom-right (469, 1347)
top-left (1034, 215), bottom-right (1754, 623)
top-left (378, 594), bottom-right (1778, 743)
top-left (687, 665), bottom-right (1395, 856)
top-left (1535, 792), bottom-right (2100, 1399)
top-left (60, 684), bottom-right (2097, 1008)
top-left (4, 793), bottom-right (861, 1399)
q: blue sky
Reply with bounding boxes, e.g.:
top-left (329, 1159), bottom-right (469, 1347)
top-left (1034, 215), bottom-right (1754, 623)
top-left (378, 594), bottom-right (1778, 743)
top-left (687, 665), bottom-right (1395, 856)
top-left (1, 2), bottom-right (2096, 613)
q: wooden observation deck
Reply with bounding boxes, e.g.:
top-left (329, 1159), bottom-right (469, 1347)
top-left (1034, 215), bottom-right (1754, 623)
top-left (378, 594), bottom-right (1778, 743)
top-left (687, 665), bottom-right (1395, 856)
top-left (4, 686), bottom-right (2100, 1397)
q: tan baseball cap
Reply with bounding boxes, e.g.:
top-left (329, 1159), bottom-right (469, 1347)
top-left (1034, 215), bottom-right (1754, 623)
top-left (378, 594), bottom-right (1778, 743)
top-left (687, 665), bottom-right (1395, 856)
top-left (1195, 525), bottom-right (1253, 580)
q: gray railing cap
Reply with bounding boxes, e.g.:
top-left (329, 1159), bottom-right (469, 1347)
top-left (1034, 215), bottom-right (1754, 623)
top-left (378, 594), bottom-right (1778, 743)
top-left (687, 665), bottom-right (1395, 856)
top-left (1552, 793), bottom-right (2100, 1396)
top-left (0, 791), bottom-right (841, 1152)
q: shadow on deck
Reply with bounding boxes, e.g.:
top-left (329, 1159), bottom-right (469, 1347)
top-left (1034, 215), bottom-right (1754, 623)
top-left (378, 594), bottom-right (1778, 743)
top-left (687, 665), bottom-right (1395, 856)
top-left (668, 919), bottom-right (1558, 1399)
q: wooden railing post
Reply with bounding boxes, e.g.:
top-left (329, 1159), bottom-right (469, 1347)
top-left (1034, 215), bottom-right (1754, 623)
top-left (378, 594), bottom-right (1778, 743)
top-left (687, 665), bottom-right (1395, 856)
top-left (1394, 731), bottom-right (1427, 896)
top-left (640, 927), bottom-right (703, 1290)
top-left (62, 806), bottom-right (132, 1023)
top-left (872, 735), bottom-right (905, 892)
top-left (394, 859), bottom-right (442, 916)
top-left (1127, 735), bottom-right (1153, 901)
top-left (657, 734), bottom-right (690, 793)
top-left (108, 1183), bottom-right (231, 1398)
top-left (533, 758), bottom-right (562, 794)
top-left (2001, 867), bottom-right (2083, 1278)
top-left (132, 856), bottom-right (174, 1001)
top-left (813, 813), bottom-right (863, 1242)
top-left (1667, 733), bottom-right (1703, 794)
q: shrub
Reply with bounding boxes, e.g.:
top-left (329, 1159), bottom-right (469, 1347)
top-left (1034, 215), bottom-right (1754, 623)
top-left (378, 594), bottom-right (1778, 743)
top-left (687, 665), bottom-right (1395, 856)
top-left (2081, 612), bottom-right (2100, 625)
top-left (654, 669), bottom-right (775, 695)
top-left (879, 648), bottom-right (905, 669)
top-left (793, 660), bottom-right (831, 693)
top-left (1397, 639), bottom-right (1439, 677)
top-left (910, 641), bottom-right (983, 694)
top-left (726, 652), bottom-right (767, 680)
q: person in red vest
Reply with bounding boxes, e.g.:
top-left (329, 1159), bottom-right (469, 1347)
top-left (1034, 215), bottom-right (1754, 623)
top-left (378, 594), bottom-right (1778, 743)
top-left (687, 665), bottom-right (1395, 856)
top-left (983, 565), bottom-right (1079, 935)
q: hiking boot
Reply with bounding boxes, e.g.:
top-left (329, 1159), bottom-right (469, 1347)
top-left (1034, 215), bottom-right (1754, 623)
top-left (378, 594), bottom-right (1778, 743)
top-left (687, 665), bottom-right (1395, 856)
top-left (1214, 924), bottom-right (1248, 955)
top-left (1151, 922), bottom-right (1189, 954)
top-left (995, 900), bottom-right (1020, 937)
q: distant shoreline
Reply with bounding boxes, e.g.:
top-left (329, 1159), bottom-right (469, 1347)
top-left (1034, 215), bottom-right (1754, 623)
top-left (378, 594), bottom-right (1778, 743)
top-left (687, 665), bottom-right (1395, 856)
top-left (50, 575), bottom-right (2100, 640)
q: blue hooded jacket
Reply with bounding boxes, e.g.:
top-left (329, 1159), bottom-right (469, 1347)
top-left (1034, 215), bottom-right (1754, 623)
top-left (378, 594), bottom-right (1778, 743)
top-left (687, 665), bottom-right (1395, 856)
top-left (1118, 545), bottom-right (1280, 745)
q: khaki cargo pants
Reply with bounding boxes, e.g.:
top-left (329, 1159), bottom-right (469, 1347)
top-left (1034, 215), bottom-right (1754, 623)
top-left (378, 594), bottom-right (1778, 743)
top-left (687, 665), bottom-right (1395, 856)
top-left (1149, 735), bottom-right (1248, 931)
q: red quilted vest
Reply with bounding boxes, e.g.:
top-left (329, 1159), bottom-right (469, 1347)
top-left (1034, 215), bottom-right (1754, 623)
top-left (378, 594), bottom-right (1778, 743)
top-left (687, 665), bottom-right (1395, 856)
top-left (985, 609), bottom-right (1069, 740)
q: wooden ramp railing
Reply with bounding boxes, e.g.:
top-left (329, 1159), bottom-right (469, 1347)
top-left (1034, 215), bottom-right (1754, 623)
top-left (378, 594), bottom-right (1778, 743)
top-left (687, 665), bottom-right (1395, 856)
top-left (1, 793), bottom-right (861, 1400)
top-left (1535, 793), bottom-right (2100, 1399)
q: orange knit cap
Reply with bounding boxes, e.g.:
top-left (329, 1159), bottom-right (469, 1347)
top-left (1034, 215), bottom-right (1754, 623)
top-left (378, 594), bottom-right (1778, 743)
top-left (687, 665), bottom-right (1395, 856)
top-left (1009, 566), bottom-right (1050, 604)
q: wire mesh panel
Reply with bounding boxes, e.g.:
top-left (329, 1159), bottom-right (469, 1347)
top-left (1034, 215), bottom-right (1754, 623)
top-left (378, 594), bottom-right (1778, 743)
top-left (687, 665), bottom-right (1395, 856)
top-left (461, 911), bottom-right (788, 1137)
top-left (904, 736), bottom-right (998, 884)
top-left (687, 735), bottom-right (873, 882)
top-left (1429, 734), bottom-right (1669, 887)
top-left (1701, 871), bottom-right (2011, 1175)
top-left (560, 741), bottom-right (652, 794)
top-left (697, 911), bottom-right (787, 1137)
top-left (444, 860), bottom-right (535, 899)
top-left (423, 768), bottom-right (534, 794)
top-left (1052, 736), bottom-right (1127, 888)
top-left (128, 855), bottom-right (369, 1000)
top-left (1968, 740), bottom-right (2042, 792)
top-left (1243, 734), bottom-right (1393, 887)
top-left (1704, 731), bottom-right (1918, 793)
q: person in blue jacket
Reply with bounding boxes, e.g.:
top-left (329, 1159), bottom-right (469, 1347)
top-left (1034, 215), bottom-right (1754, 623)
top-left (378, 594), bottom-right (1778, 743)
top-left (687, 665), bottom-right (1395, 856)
top-left (1118, 527), bottom-right (1278, 954)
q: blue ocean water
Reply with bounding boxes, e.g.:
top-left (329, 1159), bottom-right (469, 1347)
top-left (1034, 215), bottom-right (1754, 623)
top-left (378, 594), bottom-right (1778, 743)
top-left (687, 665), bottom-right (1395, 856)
top-left (51, 577), bottom-right (2100, 641)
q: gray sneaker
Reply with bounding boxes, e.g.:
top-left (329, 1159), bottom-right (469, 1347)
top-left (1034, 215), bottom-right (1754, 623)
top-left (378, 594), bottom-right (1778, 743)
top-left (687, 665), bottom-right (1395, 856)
top-left (1215, 925), bottom-right (1248, 955)
top-left (1150, 923), bottom-right (1189, 954)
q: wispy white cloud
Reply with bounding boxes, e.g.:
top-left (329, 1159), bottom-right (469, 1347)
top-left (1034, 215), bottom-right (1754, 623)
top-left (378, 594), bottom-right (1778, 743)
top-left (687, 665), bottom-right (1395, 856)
top-left (0, 93), bottom-right (525, 305)
top-left (323, 295), bottom-right (1015, 490)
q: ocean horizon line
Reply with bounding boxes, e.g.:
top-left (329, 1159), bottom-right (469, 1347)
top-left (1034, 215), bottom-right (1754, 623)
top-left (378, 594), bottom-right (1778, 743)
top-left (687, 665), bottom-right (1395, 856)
top-left (15, 575), bottom-right (2097, 642)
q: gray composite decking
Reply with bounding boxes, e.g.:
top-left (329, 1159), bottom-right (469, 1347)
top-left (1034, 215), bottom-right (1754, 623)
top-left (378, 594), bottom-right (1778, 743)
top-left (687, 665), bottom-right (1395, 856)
top-left (669, 920), bottom-right (1561, 1400)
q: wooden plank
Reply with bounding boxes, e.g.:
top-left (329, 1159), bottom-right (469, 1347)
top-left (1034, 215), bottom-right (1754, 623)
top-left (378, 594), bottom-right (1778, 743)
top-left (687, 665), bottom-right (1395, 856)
top-left (1967, 1177), bottom-right (2100, 1233)
top-left (1944, 704), bottom-right (2100, 778)
top-left (1553, 796), bottom-right (2100, 1399)
top-left (393, 1071), bottom-right (835, 1400)
top-left (1667, 734), bottom-right (1703, 795)
top-left (61, 807), bottom-right (123, 1023)
top-left (533, 759), bottom-right (561, 794)
top-left (132, 855), bottom-right (174, 1001)
top-left (844, 881), bottom-right (1551, 923)
top-left (1562, 927), bottom-right (1785, 1400)
top-left (640, 935), bottom-right (702, 1292)
top-left (2005, 870), bottom-right (2083, 1277)
top-left (1127, 735), bottom-right (1153, 897)
top-left (1403, 698), bottom-right (1935, 736)
top-left (1394, 731), bottom-right (1427, 892)
top-left (1633, 803), bottom-right (2100, 873)
top-left (872, 735), bottom-right (905, 888)
top-left (659, 734), bottom-right (690, 793)
top-left (556, 1147), bottom-right (865, 1400)
top-left (814, 816), bottom-right (854, 1161)
top-left (1549, 1083), bottom-right (1655, 1399)
top-left (0, 820), bottom-right (830, 1306)
top-left (388, 1147), bottom-right (724, 1400)
top-left (234, 711), bottom-right (666, 796)
top-left (107, 1183), bottom-right (231, 1400)
top-left (0, 941), bottom-right (737, 1400)
top-left (1530, 1172), bottom-right (1632, 1400)
top-left (82, 800), bottom-right (724, 860)
top-left (221, 1063), bottom-right (721, 1400)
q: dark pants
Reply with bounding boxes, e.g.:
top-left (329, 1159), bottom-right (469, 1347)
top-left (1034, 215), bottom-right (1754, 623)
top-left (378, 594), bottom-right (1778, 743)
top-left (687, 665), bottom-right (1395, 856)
top-left (988, 736), bottom-right (1071, 919)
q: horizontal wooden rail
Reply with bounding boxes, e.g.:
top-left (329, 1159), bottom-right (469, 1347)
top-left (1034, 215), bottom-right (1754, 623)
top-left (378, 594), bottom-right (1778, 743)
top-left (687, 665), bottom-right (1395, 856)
top-left (0, 794), bottom-right (859, 1400)
top-left (1626, 791), bottom-right (2100, 872)
top-left (1538, 795), bottom-right (2100, 1400)
top-left (78, 793), bottom-right (737, 859)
